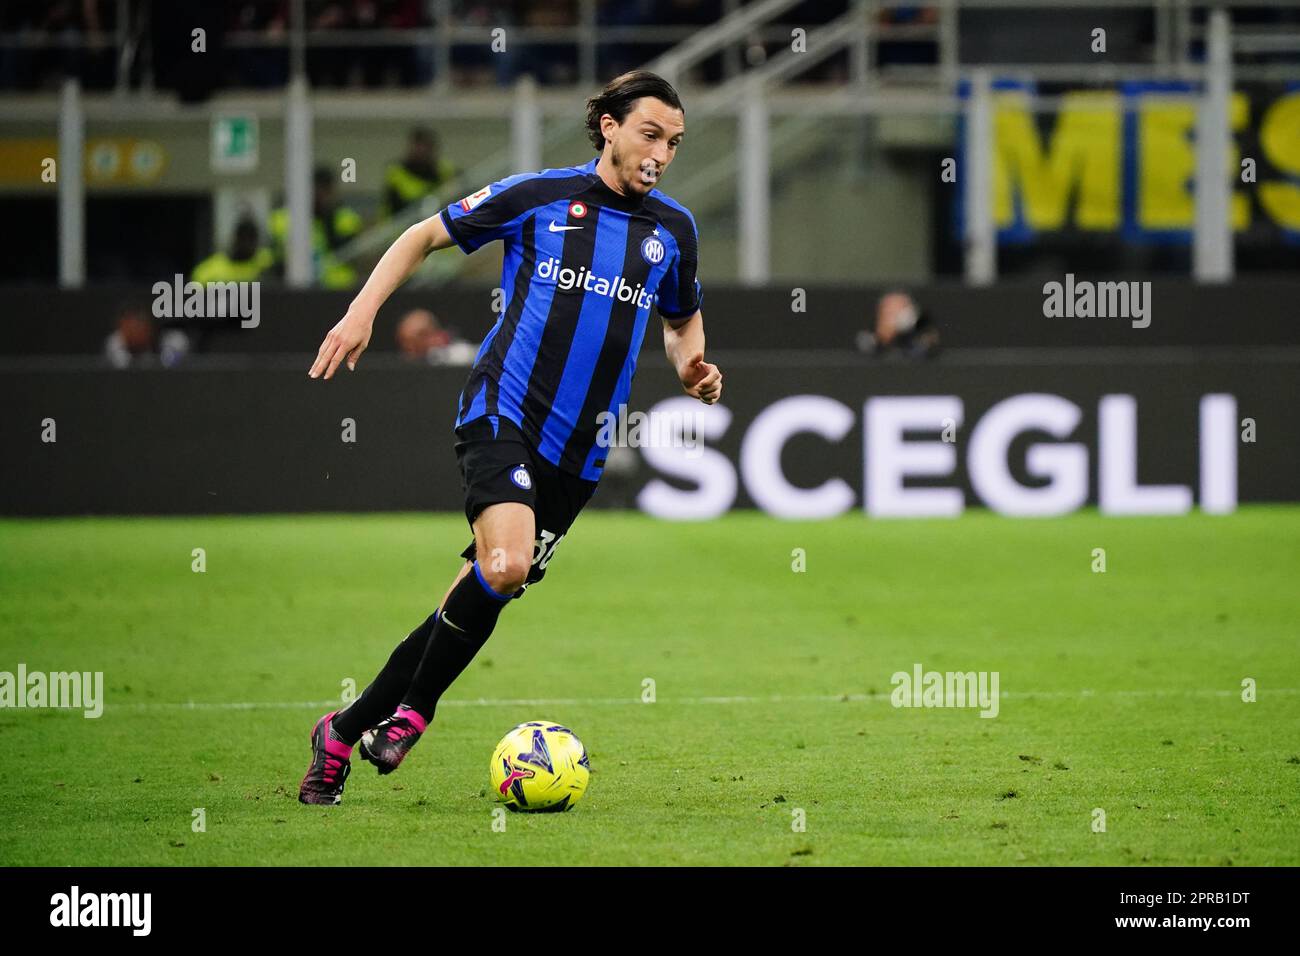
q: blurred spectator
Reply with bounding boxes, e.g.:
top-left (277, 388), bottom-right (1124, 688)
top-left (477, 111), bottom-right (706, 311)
top-left (396, 309), bottom-right (477, 365)
top-left (191, 218), bottom-right (275, 283)
top-left (877, 4), bottom-right (939, 68)
top-left (0, 0), bottom-right (116, 91)
top-left (857, 291), bottom-right (939, 359)
top-left (305, 0), bottom-right (354, 87)
top-left (104, 302), bottom-right (190, 370)
top-left (359, 0), bottom-right (431, 86)
top-left (301, 0), bottom-right (430, 87)
top-left (382, 127), bottom-right (458, 219)
top-left (517, 1), bottom-right (579, 86)
top-left (268, 167), bottom-right (363, 288)
top-left (152, 0), bottom-right (225, 102)
top-left (596, 0), bottom-right (657, 80)
top-left (227, 2), bottom-right (289, 89)
top-left (452, 0), bottom-right (519, 86)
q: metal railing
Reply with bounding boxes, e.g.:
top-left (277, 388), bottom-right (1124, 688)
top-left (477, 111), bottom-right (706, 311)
top-left (5, 0), bottom-right (1300, 92)
top-left (20, 2), bottom-right (1295, 287)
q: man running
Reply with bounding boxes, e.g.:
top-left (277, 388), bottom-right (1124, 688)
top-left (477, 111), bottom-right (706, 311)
top-left (300, 70), bottom-right (722, 805)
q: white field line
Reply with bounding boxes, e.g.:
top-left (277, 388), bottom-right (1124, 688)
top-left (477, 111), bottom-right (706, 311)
top-left (104, 687), bottom-right (1300, 712)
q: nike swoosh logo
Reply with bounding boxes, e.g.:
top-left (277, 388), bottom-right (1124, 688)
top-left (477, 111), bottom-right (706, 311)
top-left (549, 222), bottom-right (583, 232)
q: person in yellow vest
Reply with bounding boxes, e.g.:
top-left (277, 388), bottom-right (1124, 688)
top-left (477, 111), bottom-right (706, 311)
top-left (269, 168), bottom-right (364, 288)
top-left (191, 219), bottom-right (275, 284)
top-left (381, 127), bottom-right (457, 219)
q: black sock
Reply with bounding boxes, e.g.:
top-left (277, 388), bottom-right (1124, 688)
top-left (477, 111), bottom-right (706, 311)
top-left (401, 562), bottom-right (515, 722)
top-left (332, 610), bottom-right (439, 745)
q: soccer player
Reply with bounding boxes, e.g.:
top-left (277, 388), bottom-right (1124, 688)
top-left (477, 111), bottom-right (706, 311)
top-left (299, 70), bottom-right (722, 804)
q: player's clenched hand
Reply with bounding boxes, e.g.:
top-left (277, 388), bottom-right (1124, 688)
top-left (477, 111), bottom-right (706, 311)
top-left (679, 352), bottom-right (722, 405)
top-left (309, 310), bottom-right (373, 379)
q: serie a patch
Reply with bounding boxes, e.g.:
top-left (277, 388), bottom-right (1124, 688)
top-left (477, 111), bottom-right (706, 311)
top-left (460, 185), bottom-right (492, 211)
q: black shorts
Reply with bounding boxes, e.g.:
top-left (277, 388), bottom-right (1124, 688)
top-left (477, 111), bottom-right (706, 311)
top-left (453, 416), bottom-right (599, 589)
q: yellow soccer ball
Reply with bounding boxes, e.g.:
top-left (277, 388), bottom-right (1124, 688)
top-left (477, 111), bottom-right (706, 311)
top-left (489, 720), bottom-right (590, 812)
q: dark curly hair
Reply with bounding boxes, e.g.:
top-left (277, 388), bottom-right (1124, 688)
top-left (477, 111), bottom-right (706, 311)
top-left (584, 70), bottom-right (684, 151)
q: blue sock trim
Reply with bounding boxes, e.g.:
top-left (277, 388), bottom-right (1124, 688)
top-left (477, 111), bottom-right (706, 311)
top-left (472, 560), bottom-right (513, 602)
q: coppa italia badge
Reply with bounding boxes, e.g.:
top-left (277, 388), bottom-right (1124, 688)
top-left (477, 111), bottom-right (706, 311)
top-left (569, 201), bottom-right (588, 218)
top-left (460, 185), bottom-right (492, 211)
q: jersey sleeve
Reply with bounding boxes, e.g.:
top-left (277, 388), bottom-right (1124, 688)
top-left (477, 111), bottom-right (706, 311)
top-left (439, 173), bottom-right (547, 254)
top-left (656, 217), bottom-right (703, 320)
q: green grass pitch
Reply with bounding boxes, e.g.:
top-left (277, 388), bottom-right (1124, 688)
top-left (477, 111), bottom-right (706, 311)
top-left (1, 508), bottom-right (1297, 866)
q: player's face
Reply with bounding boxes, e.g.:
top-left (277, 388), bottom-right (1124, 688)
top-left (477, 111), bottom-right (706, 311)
top-left (607, 98), bottom-right (684, 194)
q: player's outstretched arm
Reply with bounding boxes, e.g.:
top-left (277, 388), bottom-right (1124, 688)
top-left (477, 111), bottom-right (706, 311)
top-left (309, 213), bottom-right (456, 379)
top-left (663, 310), bottom-right (722, 405)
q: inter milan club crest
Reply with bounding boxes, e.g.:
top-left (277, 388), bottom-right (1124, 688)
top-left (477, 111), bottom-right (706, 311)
top-left (569, 200), bottom-right (588, 218)
top-left (640, 233), bottom-right (666, 265)
top-left (510, 464), bottom-right (532, 490)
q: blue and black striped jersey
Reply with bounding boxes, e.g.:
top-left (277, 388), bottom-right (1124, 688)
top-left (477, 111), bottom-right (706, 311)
top-left (439, 156), bottom-right (702, 481)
